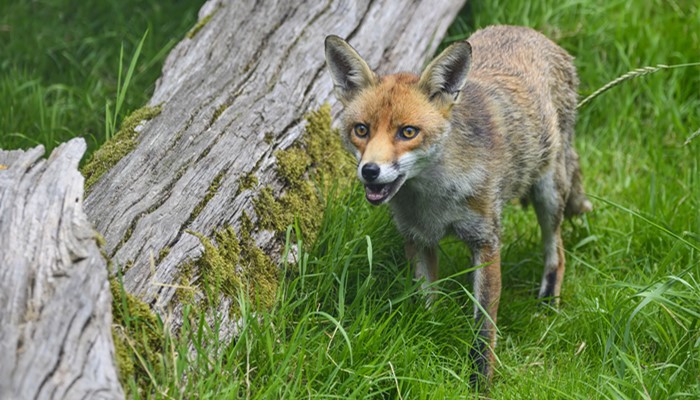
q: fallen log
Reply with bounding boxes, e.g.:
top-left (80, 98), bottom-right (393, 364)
top-left (0, 138), bottom-right (123, 399)
top-left (83, 0), bottom-right (466, 338)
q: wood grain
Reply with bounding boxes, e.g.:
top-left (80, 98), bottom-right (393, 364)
top-left (0, 139), bottom-right (123, 399)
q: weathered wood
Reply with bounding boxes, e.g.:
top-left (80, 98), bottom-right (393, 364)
top-left (0, 139), bottom-right (123, 399)
top-left (84, 0), bottom-right (465, 335)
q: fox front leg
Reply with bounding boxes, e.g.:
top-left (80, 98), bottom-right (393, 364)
top-left (468, 242), bottom-right (502, 386)
top-left (405, 241), bottom-right (439, 302)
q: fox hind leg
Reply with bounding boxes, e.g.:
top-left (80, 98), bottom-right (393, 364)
top-left (468, 240), bottom-right (501, 386)
top-left (531, 170), bottom-right (567, 304)
top-left (564, 148), bottom-right (593, 218)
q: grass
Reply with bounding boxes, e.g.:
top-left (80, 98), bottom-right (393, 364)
top-left (4, 0), bottom-right (700, 398)
top-left (0, 0), bottom-right (203, 156)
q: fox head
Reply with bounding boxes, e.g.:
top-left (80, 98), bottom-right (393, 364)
top-left (325, 36), bottom-right (472, 205)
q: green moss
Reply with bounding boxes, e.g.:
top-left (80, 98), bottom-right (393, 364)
top-left (188, 228), bottom-right (241, 301)
top-left (82, 105), bottom-right (162, 192)
top-left (304, 103), bottom-right (355, 185)
top-left (111, 326), bottom-right (134, 386)
top-left (280, 181), bottom-right (320, 242)
top-left (186, 9), bottom-right (217, 39)
top-left (254, 181), bottom-right (321, 245)
top-left (254, 187), bottom-right (286, 232)
top-left (275, 147), bottom-right (310, 187)
top-left (236, 172), bottom-right (258, 196)
top-left (253, 104), bottom-right (353, 245)
top-left (110, 277), bottom-right (164, 389)
top-left (174, 261), bottom-right (196, 307)
top-left (237, 212), bottom-right (278, 309)
top-left (188, 217), bottom-right (278, 314)
top-left (210, 101), bottom-right (231, 126)
top-left (156, 246), bottom-right (170, 264)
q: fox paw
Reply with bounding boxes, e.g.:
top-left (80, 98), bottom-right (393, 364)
top-left (565, 194), bottom-right (593, 218)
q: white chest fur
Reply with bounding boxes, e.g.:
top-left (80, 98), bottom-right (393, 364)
top-left (389, 164), bottom-right (487, 247)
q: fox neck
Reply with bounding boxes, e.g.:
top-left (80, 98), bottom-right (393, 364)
top-left (392, 146), bottom-right (487, 211)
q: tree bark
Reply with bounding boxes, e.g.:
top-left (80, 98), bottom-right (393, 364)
top-left (84, 0), bottom-right (465, 334)
top-left (0, 139), bottom-right (123, 399)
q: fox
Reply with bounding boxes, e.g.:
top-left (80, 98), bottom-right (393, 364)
top-left (324, 25), bottom-right (592, 384)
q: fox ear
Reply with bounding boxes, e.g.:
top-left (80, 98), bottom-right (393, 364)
top-left (325, 35), bottom-right (377, 105)
top-left (419, 41), bottom-right (472, 108)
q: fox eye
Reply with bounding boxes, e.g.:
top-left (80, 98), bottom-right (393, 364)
top-left (398, 126), bottom-right (419, 140)
top-left (354, 124), bottom-right (369, 138)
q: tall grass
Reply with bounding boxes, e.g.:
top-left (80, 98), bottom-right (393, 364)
top-left (0, 0), bottom-right (203, 156)
top-left (105, 33), bottom-right (148, 142)
top-left (117, 185), bottom-right (699, 398)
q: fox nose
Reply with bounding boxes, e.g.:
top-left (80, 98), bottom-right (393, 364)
top-left (361, 163), bottom-right (381, 182)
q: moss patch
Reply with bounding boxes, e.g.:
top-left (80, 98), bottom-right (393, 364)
top-left (241, 172), bottom-right (258, 191)
top-left (276, 147), bottom-right (310, 187)
top-left (254, 104), bottom-right (354, 245)
top-left (303, 104), bottom-right (355, 185)
top-left (111, 327), bottom-right (134, 385)
top-left (188, 228), bottom-right (241, 300)
top-left (174, 261), bottom-right (196, 308)
top-left (236, 212), bottom-right (278, 310)
top-left (235, 172), bottom-right (258, 196)
top-left (188, 220), bottom-right (278, 314)
top-left (210, 100), bottom-right (231, 126)
top-left (110, 277), bottom-right (164, 390)
top-left (254, 181), bottom-right (320, 244)
top-left (156, 246), bottom-right (171, 264)
top-left (82, 105), bottom-right (162, 192)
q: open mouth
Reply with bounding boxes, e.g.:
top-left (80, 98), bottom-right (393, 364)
top-left (364, 175), bottom-right (406, 205)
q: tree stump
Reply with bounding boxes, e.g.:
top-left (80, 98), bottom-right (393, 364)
top-left (0, 139), bottom-right (123, 399)
top-left (83, 0), bottom-right (466, 338)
